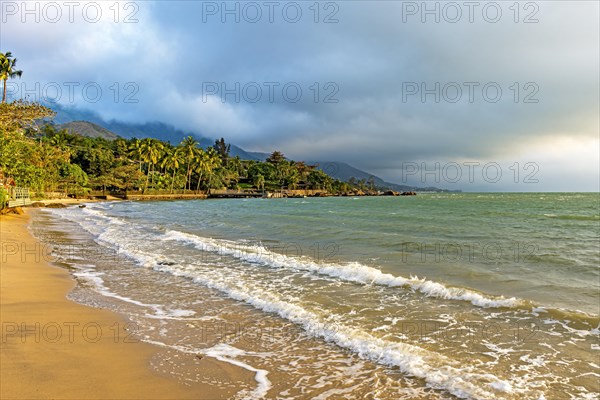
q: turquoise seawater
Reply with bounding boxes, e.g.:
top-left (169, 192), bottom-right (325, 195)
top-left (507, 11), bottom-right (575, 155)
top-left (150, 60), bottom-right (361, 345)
top-left (33, 193), bottom-right (600, 399)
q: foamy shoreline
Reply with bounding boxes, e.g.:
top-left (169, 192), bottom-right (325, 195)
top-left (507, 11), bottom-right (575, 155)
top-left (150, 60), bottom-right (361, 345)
top-left (12, 196), bottom-right (599, 399)
top-left (0, 210), bottom-right (249, 399)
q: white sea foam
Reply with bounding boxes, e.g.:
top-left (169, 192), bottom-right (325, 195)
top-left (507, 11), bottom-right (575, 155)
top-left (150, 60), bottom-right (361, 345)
top-left (488, 380), bottom-right (513, 392)
top-left (73, 268), bottom-right (164, 313)
top-left (156, 309), bottom-right (196, 318)
top-left (141, 339), bottom-right (272, 400)
top-left (542, 318), bottom-right (600, 338)
top-left (163, 230), bottom-right (521, 309)
top-left (204, 344), bottom-right (272, 400)
top-left (67, 206), bottom-right (127, 227)
top-left (147, 260), bottom-right (515, 400)
top-left (47, 206), bottom-right (526, 310)
top-left (39, 200), bottom-right (600, 399)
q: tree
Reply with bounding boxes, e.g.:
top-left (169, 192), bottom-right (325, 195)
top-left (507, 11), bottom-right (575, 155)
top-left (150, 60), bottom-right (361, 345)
top-left (367, 176), bottom-right (376, 191)
top-left (109, 164), bottom-right (146, 191)
top-left (180, 136), bottom-right (199, 191)
top-left (254, 174), bottom-right (265, 192)
top-left (213, 137), bottom-right (230, 165)
top-left (294, 161), bottom-right (310, 180)
top-left (227, 156), bottom-right (243, 175)
top-left (266, 151), bottom-right (285, 165)
top-left (47, 130), bottom-right (71, 156)
top-left (203, 147), bottom-right (221, 193)
top-left (0, 52), bottom-right (23, 103)
top-left (0, 100), bottom-right (55, 134)
top-left (307, 169), bottom-right (333, 191)
top-left (161, 147), bottom-right (184, 194)
top-left (247, 162), bottom-right (276, 188)
top-left (283, 165), bottom-right (300, 189)
top-left (193, 148), bottom-right (209, 193)
top-left (127, 138), bottom-right (143, 171)
top-left (113, 138), bottom-right (130, 162)
top-left (59, 163), bottom-right (88, 195)
top-left (265, 151), bottom-right (288, 188)
top-left (139, 138), bottom-right (164, 192)
top-left (357, 178), bottom-right (366, 190)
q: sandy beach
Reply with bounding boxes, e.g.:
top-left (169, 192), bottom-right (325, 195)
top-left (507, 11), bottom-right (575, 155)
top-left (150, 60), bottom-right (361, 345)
top-left (0, 210), bottom-right (246, 399)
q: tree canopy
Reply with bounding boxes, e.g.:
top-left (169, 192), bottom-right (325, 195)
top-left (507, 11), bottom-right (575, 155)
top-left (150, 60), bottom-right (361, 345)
top-left (0, 52), bottom-right (23, 103)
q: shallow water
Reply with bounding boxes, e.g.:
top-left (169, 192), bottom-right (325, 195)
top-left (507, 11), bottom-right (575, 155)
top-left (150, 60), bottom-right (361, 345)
top-left (31, 193), bottom-right (600, 399)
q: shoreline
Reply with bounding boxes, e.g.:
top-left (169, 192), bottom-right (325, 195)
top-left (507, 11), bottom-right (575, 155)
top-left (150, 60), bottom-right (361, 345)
top-left (0, 210), bottom-right (248, 399)
top-left (3, 196), bottom-right (598, 398)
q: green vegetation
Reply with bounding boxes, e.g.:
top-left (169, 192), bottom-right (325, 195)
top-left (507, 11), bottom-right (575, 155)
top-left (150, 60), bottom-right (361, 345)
top-left (0, 52), bottom-right (23, 103)
top-left (0, 53), bottom-right (357, 198)
top-left (0, 100), bottom-right (55, 134)
top-left (0, 187), bottom-right (8, 208)
top-left (1, 107), bottom-right (352, 196)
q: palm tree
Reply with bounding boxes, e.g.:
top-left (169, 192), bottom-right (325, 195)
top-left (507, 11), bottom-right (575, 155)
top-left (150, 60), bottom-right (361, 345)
top-left (150, 139), bottom-right (165, 188)
top-left (139, 138), bottom-right (164, 192)
top-left (180, 136), bottom-right (199, 191)
top-left (161, 148), bottom-right (184, 194)
top-left (113, 138), bottom-right (129, 161)
top-left (204, 147), bottom-right (221, 194)
top-left (192, 149), bottom-right (208, 193)
top-left (0, 52), bottom-right (23, 103)
top-left (48, 132), bottom-right (71, 157)
top-left (128, 138), bottom-right (143, 171)
top-left (254, 174), bottom-right (265, 193)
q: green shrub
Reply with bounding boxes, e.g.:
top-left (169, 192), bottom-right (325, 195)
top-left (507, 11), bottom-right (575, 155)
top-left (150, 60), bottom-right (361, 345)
top-left (0, 187), bottom-right (8, 209)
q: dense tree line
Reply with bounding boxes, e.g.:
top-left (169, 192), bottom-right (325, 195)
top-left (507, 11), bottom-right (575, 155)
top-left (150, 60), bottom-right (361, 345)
top-left (1, 104), bottom-right (352, 196)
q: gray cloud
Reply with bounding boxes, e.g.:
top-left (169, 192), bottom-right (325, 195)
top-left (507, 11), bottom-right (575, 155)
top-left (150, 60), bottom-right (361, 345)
top-left (1, 0), bottom-right (598, 191)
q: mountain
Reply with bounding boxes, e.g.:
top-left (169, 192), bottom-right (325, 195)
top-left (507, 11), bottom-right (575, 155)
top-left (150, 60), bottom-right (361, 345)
top-left (48, 104), bottom-right (453, 192)
top-left (49, 103), bottom-right (261, 160)
top-left (245, 151), bottom-right (271, 161)
top-left (309, 161), bottom-right (456, 192)
top-left (309, 161), bottom-right (412, 191)
top-left (59, 121), bottom-right (120, 140)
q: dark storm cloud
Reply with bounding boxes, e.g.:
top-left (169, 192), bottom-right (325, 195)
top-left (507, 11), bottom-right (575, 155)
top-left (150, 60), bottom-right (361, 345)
top-left (1, 0), bottom-right (598, 190)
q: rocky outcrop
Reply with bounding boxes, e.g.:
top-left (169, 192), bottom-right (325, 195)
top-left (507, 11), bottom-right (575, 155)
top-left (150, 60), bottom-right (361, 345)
top-left (0, 206), bottom-right (24, 215)
top-left (45, 203), bottom-right (68, 208)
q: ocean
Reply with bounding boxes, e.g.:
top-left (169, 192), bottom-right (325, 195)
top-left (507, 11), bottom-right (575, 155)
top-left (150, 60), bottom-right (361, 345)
top-left (30, 193), bottom-right (600, 399)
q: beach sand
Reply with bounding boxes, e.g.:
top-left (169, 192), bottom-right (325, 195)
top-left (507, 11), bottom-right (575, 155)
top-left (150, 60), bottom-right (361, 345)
top-left (0, 211), bottom-right (250, 399)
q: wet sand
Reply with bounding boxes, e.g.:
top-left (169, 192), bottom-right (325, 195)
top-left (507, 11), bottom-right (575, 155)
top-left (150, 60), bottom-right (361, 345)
top-left (0, 211), bottom-right (248, 399)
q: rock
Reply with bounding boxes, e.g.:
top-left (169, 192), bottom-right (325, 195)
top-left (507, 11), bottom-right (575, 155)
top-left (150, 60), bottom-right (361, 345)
top-left (78, 204), bottom-right (86, 208)
top-left (45, 203), bottom-right (68, 208)
top-left (31, 202), bottom-right (46, 207)
top-left (0, 207), bottom-right (24, 215)
top-left (400, 191), bottom-right (417, 196)
top-left (383, 190), bottom-right (400, 196)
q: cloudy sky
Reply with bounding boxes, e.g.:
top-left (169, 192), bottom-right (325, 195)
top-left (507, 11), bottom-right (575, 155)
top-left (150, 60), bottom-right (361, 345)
top-left (1, 0), bottom-right (598, 191)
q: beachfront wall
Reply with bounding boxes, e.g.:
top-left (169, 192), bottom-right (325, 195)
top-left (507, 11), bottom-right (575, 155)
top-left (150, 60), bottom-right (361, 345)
top-left (283, 189), bottom-right (326, 196)
top-left (7, 187), bottom-right (32, 208)
top-left (124, 193), bottom-right (208, 200)
top-left (209, 189), bottom-right (327, 199)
